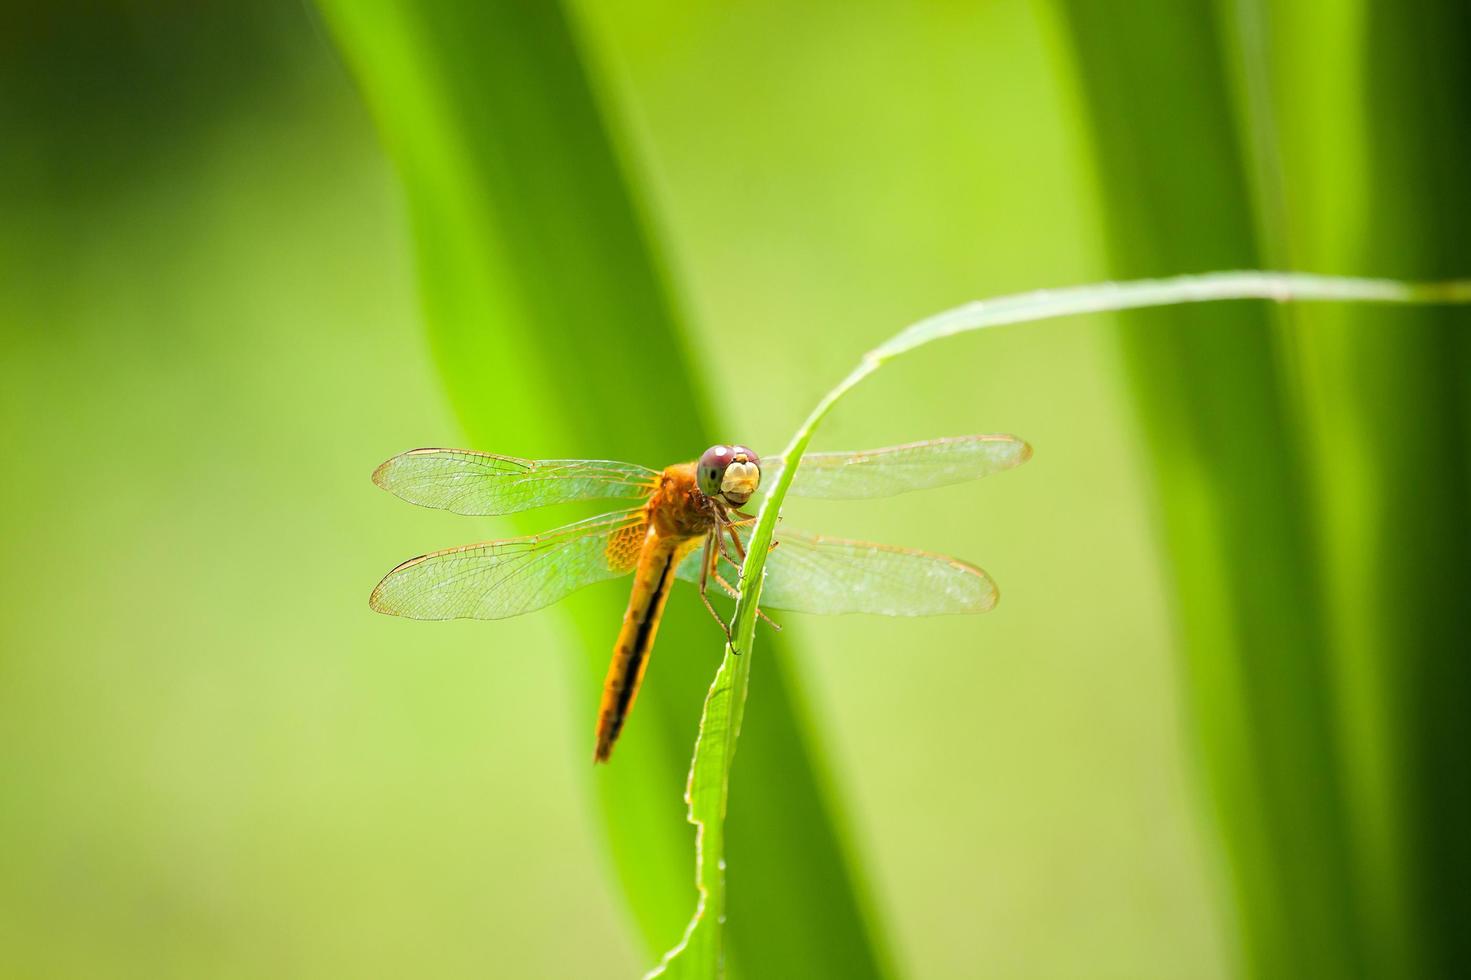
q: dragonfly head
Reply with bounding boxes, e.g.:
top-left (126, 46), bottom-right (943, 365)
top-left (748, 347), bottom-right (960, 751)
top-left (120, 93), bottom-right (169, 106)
top-left (697, 444), bottom-right (761, 507)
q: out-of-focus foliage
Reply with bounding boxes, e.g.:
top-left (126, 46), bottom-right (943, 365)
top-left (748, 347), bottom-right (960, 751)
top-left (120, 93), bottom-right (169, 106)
top-left (3, 0), bottom-right (1465, 978)
top-left (314, 3), bottom-right (886, 977)
top-left (1053, 1), bottom-right (1471, 977)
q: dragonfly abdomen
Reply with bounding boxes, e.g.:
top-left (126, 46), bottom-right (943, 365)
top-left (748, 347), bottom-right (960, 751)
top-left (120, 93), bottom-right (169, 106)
top-left (594, 529), bottom-right (701, 762)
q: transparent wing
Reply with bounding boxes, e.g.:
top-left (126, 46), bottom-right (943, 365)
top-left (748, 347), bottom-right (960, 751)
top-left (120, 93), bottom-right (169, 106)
top-left (373, 449), bottom-right (659, 516)
top-left (756, 435), bottom-right (1031, 501)
top-left (676, 525), bottom-right (997, 616)
top-left (371, 509), bottom-right (648, 621)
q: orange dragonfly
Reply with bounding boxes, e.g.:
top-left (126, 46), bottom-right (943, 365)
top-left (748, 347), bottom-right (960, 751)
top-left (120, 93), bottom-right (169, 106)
top-left (370, 435), bottom-right (1031, 762)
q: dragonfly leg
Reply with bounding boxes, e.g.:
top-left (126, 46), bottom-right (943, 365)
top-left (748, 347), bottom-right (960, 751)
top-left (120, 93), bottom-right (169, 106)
top-left (725, 520), bottom-right (748, 560)
top-left (711, 570), bottom-right (782, 632)
top-left (710, 568), bottom-right (741, 600)
top-left (696, 532), bottom-right (734, 643)
top-left (729, 509), bottom-right (779, 553)
top-left (717, 537), bottom-right (776, 577)
top-left (711, 511), bottom-right (778, 633)
top-left (715, 524), bottom-right (743, 568)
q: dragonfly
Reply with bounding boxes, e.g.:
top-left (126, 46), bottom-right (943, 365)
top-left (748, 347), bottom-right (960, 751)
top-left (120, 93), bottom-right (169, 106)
top-left (369, 435), bottom-right (1031, 762)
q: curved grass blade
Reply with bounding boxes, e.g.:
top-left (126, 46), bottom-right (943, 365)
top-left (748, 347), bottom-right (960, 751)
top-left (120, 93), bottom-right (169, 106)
top-left (651, 269), bottom-right (1471, 978)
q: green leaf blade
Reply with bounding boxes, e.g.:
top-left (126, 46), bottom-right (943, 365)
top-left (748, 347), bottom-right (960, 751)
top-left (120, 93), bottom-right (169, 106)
top-left (316, 2), bottom-right (889, 976)
top-left (656, 269), bottom-right (1471, 977)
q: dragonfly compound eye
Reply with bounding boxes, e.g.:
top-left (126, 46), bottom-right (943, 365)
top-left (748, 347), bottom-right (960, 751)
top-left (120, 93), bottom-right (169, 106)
top-left (697, 444), bottom-right (761, 504)
top-left (697, 445), bottom-right (731, 498)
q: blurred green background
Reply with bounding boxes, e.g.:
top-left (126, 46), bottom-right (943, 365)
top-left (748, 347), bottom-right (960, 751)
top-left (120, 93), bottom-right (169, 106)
top-left (2, 1), bottom-right (1465, 978)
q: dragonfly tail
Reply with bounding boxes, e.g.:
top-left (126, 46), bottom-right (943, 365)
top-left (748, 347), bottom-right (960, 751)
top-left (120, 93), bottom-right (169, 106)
top-left (595, 535), bottom-right (687, 762)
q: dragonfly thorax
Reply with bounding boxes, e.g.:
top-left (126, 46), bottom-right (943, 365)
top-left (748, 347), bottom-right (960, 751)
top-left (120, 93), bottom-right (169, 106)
top-left (650, 463), bottom-right (722, 538)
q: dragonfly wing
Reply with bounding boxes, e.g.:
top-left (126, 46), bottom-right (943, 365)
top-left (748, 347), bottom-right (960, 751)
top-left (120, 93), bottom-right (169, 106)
top-left (762, 529), bottom-right (998, 615)
top-left (757, 435), bottom-right (1031, 501)
top-left (373, 449), bottom-right (659, 516)
top-left (675, 525), bottom-right (997, 616)
top-left (371, 509), bottom-right (648, 621)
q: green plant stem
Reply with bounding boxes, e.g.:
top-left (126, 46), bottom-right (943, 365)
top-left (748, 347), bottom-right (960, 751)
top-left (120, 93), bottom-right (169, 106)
top-left (653, 269), bottom-right (1471, 979)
